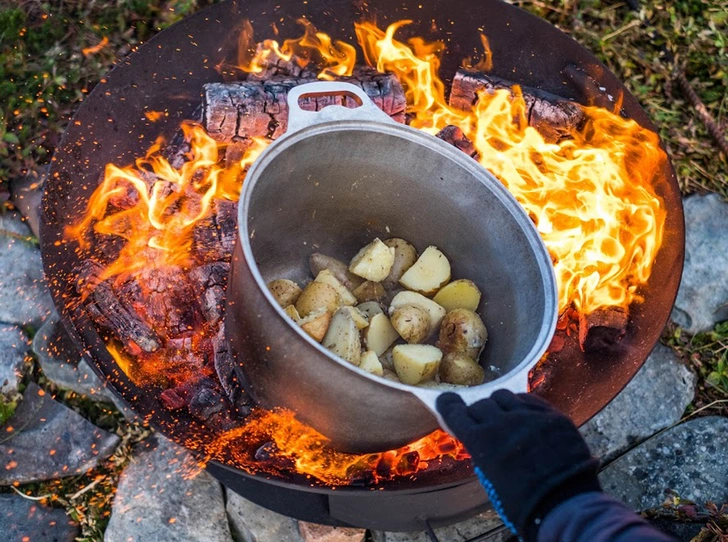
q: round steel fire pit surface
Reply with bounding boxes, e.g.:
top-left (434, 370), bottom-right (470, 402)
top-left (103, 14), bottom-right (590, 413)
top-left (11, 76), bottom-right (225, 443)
top-left (41, 0), bottom-right (685, 531)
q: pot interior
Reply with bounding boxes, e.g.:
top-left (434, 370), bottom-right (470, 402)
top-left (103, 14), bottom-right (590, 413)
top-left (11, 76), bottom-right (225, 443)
top-left (245, 122), bottom-right (552, 379)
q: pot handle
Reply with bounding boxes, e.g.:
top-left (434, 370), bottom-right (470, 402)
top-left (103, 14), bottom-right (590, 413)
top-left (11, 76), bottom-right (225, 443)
top-left (286, 81), bottom-right (396, 134)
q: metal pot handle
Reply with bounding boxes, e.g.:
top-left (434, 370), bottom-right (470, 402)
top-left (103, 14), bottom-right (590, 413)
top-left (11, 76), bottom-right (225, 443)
top-left (286, 81), bottom-right (396, 134)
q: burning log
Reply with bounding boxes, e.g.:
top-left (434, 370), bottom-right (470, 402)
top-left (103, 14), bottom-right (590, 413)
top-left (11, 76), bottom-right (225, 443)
top-left (212, 325), bottom-right (252, 414)
top-left (435, 125), bottom-right (479, 158)
top-left (578, 307), bottom-right (629, 353)
top-left (189, 262), bottom-right (230, 325)
top-left (449, 69), bottom-right (586, 143)
top-left (161, 376), bottom-right (243, 431)
top-left (203, 66), bottom-right (406, 143)
top-left (191, 199), bottom-right (238, 264)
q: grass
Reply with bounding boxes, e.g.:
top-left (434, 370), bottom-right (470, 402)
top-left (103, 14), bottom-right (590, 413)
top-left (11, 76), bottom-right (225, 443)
top-left (0, 0), bottom-right (726, 540)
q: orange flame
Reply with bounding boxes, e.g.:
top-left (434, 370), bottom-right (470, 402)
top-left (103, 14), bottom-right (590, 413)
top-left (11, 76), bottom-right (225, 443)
top-left (82, 36), bottom-right (109, 57)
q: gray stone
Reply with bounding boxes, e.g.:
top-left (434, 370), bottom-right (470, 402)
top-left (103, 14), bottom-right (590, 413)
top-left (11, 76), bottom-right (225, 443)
top-left (0, 382), bottom-right (120, 485)
top-left (105, 435), bottom-right (232, 542)
top-left (581, 343), bottom-right (696, 462)
top-left (298, 522), bottom-right (366, 542)
top-left (226, 489), bottom-right (303, 542)
top-left (600, 416), bottom-right (728, 511)
top-left (372, 511), bottom-right (509, 542)
top-left (0, 212), bottom-right (53, 327)
top-left (0, 325), bottom-right (29, 397)
top-left (33, 313), bottom-right (114, 402)
top-left (9, 165), bottom-right (46, 238)
top-left (672, 193), bottom-right (728, 333)
top-left (0, 493), bottom-right (79, 542)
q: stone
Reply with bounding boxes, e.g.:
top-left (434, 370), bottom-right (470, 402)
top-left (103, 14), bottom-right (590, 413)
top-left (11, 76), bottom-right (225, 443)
top-left (581, 343), bottom-right (696, 462)
top-left (0, 382), bottom-right (120, 485)
top-left (32, 313), bottom-right (114, 402)
top-left (105, 435), bottom-right (232, 542)
top-left (0, 493), bottom-right (79, 542)
top-left (0, 325), bottom-right (29, 397)
top-left (371, 511), bottom-right (509, 542)
top-left (226, 489), bottom-right (303, 542)
top-left (600, 416), bottom-right (728, 511)
top-left (9, 165), bottom-right (46, 238)
top-left (299, 522), bottom-right (366, 542)
top-left (672, 193), bottom-right (728, 333)
top-left (0, 211), bottom-right (53, 327)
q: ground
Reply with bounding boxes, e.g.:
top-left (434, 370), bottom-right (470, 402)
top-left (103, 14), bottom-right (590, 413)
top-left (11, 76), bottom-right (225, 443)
top-left (0, 0), bottom-right (727, 541)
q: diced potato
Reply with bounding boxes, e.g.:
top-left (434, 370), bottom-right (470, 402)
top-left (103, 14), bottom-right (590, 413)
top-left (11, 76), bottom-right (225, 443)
top-left (359, 350), bottom-right (384, 376)
top-left (393, 344), bottom-right (443, 385)
top-left (267, 279), bottom-right (302, 307)
top-left (382, 238), bottom-right (418, 289)
top-left (299, 310), bottom-right (332, 343)
top-left (353, 281), bottom-right (387, 303)
top-left (390, 305), bottom-right (431, 344)
top-left (309, 253), bottom-right (363, 291)
top-left (315, 270), bottom-right (357, 306)
top-left (295, 282), bottom-right (340, 317)
top-left (363, 313), bottom-right (400, 356)
top-left (340, 306), bottom-right (370, 329)
top-left (381, 369), bottom-right (402, 383)
top-left (437, 308), bottom-right (488, 359)
top-left (283, 305), bottom-right (301, 322)
top-left (389, 291), bottom-right (446, 337)
top-left (349, 238), bottom-right (396, 282)
top-left (322, 309), bottom-right (361, 366)
top-left (439, 352), bottom-right (486, 386)
top-left (356, 301), bottom-right (384, 320)
top-left (432, 279), bottom-right (482, 312)
top-left (398, 246), bottom-right (451, 296)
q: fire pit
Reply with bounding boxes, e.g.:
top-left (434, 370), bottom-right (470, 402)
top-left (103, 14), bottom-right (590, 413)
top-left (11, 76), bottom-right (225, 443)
top-left (41, 0), bottom-right (684, 533)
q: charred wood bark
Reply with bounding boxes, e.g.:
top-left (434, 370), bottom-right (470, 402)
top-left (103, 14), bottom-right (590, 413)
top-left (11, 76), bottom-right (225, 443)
top-left (189, 262), bottom-right (230, 325)
top-left (578, 307), bottom-right (629, 353)
top-left (203, 66), bottom-right (406, 143)
top-left (436, 125), bottom-right (479, 159)
top-left (449, 69), bottom-right (586, 143)
top-left (191, 199), bottom-right (238, 264)
top-left (212, 324), bottom-right (252, 415)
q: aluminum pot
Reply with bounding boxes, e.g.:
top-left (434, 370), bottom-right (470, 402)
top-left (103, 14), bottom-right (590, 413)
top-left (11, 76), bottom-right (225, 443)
top-left (225, 81), bottom-right (559, 453)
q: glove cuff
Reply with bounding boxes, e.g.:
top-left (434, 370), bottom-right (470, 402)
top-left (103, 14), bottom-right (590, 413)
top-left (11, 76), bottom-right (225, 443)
top-left (522, 460), bottom-right (602, 541)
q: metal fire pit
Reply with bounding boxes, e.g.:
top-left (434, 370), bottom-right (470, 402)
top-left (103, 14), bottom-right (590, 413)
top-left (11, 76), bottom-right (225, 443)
top-left (40, 0), bottom-right (685, 532)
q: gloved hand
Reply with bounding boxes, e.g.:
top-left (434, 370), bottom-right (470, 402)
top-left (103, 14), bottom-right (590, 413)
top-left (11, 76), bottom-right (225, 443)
top-left (437, 390), bottom-right (601, 541)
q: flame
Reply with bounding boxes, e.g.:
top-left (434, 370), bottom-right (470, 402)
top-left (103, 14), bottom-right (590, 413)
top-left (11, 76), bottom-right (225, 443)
top-left (82, 36), bottom-right (109, 57)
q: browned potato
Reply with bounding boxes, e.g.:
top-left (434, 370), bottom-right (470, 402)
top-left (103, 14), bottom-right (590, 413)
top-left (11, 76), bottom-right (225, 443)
top-left (309, 253), bottom-right (363, 291)
top-left (382, 238), bottom-right (418, 289)
top-left (353, 281), bottom-right (387, 303)
top-left (299, 310), bottom-right (332, 342)
top-left (267, 279), bottom-right (302, 307)
top-left (439, 352), bottom-right (486, 386)
top-left (295, 282), bottom-right (340, 317)
top-left (390, 305), bottom-right (431, 344)
top-left (437, 308), bottom-right (488, 359)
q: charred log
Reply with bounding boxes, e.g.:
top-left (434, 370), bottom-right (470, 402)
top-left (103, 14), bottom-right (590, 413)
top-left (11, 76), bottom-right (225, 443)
top-left (212, 325), bottom-right (252, 415)
top-left (578, 307), bottom-right (629, 353)
top-left (189, 262), bottom-right (230, 325)
top-left (436, 125), bottom-right (479, 159)
top-left (203, 66), bottom-right (406, 143)
top-left (191, 199), bottom-right (238, 263)
top-left (449, 69), bottom-right (586, 143)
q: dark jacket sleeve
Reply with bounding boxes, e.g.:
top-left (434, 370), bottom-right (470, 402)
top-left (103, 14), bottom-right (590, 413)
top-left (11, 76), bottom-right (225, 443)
top-left (538, 492), bottom-right (676, 542)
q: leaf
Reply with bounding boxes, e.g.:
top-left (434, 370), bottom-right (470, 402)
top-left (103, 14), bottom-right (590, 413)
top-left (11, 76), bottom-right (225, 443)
top-left (2, 132), bottom-right (19, 144)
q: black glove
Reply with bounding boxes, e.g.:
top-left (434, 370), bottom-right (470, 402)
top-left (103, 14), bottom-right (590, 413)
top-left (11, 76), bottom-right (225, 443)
top-left (437, 390), bottom-right (601, 541)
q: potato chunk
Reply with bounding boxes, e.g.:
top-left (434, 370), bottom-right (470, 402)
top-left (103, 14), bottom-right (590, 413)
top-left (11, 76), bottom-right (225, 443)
top-left (432, 279), bottom-right (482, 312)
top-left (309, 253), bottom-right (363, 291)
top-left (363, 313), bottom-right (400, 356)
top-left (340, 306), bottom-right (370, 329)
top-left (439, 352), bottom-right (486, 386)
top-left (437, 308), bottom-right (488, 359)
top-left (322, 309), bottom-right (361, 366)
top-left (295, 282), bottom-right (340, 317)
top-left (299, 310), bottom-right (332, 343)
top-left (353, 281), bottom-right (387, 303)
top-left (382, 238), bottom-right (418, 289)
top-left (389, 291), bottom-right (446, 337)
top-left (356, 301), bottom-right (384, 320)
top-left (398, 246), bottom-right (451, 296)
top-left (349, 238), bottom-right (395, 281)
top-left (283, 305), bottom-right (301, 322)
top-left (393, 344), bottom-right (443, 385)
top-left (315, 270), bottom-right (357, 306)
top-left (267, 279), bottom-right (302, 307)
top-left (390, 305), bottom-right (431, 344)
top-left (359, 350), bottom-right (384, 376)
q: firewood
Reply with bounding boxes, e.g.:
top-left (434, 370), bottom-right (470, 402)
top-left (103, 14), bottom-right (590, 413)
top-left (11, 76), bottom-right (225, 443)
top-left (191, 199), bottom-right (238, 263)
top-left (212, 325), bottom-right (252, 414)
top-left (578, 307), bottom-right (629, 353)
top-left (189, 262), bottom-right (230, 325)
top-left (203, 66), bottom-right (406, 143)
top-left (449, 69), bottom-right (586, 143)
top-left (435, 125), bottom-right (479, 158)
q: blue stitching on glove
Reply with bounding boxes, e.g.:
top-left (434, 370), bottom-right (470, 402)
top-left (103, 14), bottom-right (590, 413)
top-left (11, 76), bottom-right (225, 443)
top-left (475, 466), bottom-right (519, 537)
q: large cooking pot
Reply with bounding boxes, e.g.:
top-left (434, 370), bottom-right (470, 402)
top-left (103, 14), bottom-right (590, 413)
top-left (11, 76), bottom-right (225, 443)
top-left (225, 81), bottom-right (558, 453)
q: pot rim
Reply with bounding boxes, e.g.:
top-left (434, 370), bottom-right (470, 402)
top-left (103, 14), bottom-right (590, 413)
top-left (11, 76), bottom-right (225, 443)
top-left (237, 118), bottom-right (559, 411)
